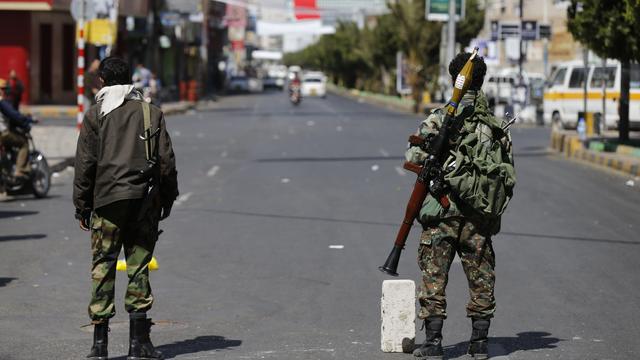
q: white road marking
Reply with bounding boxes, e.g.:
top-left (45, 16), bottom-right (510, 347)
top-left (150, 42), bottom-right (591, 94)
top-left (306, 120), bottom-right (315, 126)
top-left (371, 164), bottom-right (379, 171)
top-left (395, 166), bottom-right (407, 176)
top-left (379, 148), bottom-right (390, 157)
top-left (329, 245), bottom-right (344, 249)
top-left (281, 178), bottom-right (291, 184)
top-left (206, 165), bottom-right (220, 177)
top-left (174, 192), bottom-right (192, 206)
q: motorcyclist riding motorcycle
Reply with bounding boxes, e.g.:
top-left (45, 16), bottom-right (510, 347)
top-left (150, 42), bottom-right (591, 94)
top-left (289, 72), bottom-right (302, 105)
top-left (0, 78), bottom-right (35, 180)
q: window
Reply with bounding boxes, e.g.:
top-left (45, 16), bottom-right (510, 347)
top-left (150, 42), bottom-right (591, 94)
top-left (631, 64), bottom-right (640, 89)
top-left (590, 67), bottom-right (615, 88)
top-left (568, 67), bottom-right (587, 88)
top-left (550, 68), bottom-right (567, 86)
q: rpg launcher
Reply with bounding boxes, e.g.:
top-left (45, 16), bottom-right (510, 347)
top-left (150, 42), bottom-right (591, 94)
top-left (379, 48), bottom-right (479, 276)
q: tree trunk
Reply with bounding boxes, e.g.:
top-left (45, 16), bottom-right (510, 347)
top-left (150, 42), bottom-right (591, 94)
top-left (619, 59), bottom-right (630, 142)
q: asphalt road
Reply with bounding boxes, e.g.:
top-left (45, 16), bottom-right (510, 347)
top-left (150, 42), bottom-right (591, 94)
top-left (1, 90), bottom-right (639, 360)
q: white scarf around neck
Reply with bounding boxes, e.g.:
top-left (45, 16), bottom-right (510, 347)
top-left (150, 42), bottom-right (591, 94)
top-left (95, 84), bottom-right (144, 117)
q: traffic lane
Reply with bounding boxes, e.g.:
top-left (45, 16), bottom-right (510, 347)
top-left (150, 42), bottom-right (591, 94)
top-left (166, 92), bottom-right (640, 358)
top-left (1, 90), bottom-right (639, 359)
top-left (157, 92), bottom-right (640, 359)
top-left (490, 127), bottom-right (640, 358)
top-left (155, 92), bottom-right (418, 359)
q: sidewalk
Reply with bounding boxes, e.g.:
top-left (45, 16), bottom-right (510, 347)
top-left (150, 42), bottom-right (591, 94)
top-left (550, 130), bottom-right (640, 177)
top-left (23, 101), bottom-right (196, 119)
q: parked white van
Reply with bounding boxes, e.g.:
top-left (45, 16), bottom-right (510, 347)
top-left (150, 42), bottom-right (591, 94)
top-left (543, 61), bottom-right (640, 129)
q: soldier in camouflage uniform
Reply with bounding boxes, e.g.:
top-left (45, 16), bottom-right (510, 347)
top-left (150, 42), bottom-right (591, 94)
top-left (406, 53), bottom-right (515, 360)
top-left (74, 57), bottom-right (178, 360)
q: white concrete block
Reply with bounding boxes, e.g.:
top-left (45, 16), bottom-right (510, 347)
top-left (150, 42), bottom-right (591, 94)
top-left (381, 279), bottom-right (415, 353)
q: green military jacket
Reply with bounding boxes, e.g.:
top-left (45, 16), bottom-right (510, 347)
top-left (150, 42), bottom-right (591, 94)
top-left (405, 90), bottom-right (501, 228)
top-left (73, 99), bottom-right (179, 215)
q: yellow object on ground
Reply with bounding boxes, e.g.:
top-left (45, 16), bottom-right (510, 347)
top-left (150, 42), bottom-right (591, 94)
top-left (116, 257), bottom-right (159, 271)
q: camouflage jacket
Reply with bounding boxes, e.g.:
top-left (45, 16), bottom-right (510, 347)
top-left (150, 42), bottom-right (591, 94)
top-left (405, 90), bottom-right (500, 229)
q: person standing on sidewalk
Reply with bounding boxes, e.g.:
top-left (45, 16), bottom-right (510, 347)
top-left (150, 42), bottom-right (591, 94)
top-left (73, 57), bottom-right (178, 360)
top-left (6, 70), bottom-right (24, 111)
top-left (405, 53), bottom-right (516, 360)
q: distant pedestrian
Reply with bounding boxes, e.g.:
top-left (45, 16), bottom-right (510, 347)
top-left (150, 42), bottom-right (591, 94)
top-left (73, 57), bottom-right (178, 360)
top-left (6, 70), bottom-right (24, 111)
top-left (133, 63), bottom-right (152, 89)
top-left (406, 53), bottom-right (516, 360)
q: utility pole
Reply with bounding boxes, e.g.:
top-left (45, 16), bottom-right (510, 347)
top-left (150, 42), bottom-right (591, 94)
top-left (76, 0), bottom-right (85, 129)
top-left (518, 0), bottom-right (523, 83)
top-left (447, 0), bottom-right (456, 64)
top-left (201, 0), bottom-right (209, 96)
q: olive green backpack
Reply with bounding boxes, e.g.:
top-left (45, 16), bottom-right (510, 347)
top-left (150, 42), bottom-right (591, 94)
top-left (443, 102), bottom-right (516, 222)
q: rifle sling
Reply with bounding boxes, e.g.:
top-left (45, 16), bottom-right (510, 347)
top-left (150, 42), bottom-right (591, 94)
top-left (141, 101), bottom-right (154, 161)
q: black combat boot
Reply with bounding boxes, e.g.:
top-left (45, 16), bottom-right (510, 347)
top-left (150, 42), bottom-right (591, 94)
top-left (467, 318), bottom-right (490, 359)
top-left (127, 313), bottom-right (164, 360)
top-left (87, 320), bottom-right (108, 360)
top-left (413, 317), bottom-right (444, 360)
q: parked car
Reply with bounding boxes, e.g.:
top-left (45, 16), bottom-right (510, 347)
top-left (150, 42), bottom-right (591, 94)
top-left (543, 60), bottom-right (640, 129)
top-left (301, 72), bottom-right (327, 98)
top-left (227, 76), bottom-right (249, 93)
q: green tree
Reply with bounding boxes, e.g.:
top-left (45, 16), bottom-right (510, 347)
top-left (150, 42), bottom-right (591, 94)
top-left (366, 14), bottom-right (401, 94)
top-left (388, 0), bottom-right (442, 112)
top-left (568, 0), bottom-right (640, 141)
top-left (456, 0), bottom-right (485, 48)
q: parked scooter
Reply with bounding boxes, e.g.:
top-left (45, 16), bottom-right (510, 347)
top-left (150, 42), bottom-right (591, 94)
top-left (0, 126), bottom-right (51, 198)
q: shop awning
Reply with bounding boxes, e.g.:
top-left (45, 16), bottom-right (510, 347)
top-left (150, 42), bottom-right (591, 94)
top-left (0, 0), bottom-right (52, 10)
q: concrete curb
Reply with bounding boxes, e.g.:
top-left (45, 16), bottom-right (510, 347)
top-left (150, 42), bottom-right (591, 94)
top-left (328, 85), bottom-right (420, 115)
top-left (550, 131), bottom-right (640, 176)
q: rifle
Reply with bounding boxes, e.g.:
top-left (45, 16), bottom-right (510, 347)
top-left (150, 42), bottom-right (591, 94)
top-left (379, 48), bottom-right (479, 276)
top-left (137, 101), bottom-right (161, 222)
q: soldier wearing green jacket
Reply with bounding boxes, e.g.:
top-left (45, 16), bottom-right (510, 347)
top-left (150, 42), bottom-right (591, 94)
top-left (73, 57), bottom-right (178, 360)
top-left (408, 53), bottom-right (515, 360)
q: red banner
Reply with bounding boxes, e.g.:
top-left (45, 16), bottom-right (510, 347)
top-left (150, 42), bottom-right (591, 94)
top-left (294, 0), bottom-right (320, 20)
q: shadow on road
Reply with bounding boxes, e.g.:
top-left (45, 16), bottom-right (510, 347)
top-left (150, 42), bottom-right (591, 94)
top-left (110, 335), bottom-right (242, 360)
top-left (0, 277), bottom-right (17, 287)
top-left (0, 210), bottom-right (39, 219)
top-left (443, 331), bottom-right (562, 358)
top-left (0, 234), bottom-right (47, 242)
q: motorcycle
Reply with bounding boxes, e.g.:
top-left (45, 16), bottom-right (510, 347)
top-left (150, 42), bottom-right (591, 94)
top-left (0, 129), bottom-right (51, 198)
top-left (289, 84), bottom-right (302, 106)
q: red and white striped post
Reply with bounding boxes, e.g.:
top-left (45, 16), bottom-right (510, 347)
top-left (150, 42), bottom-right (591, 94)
top-left (76, 0), bottom-right (85, 130)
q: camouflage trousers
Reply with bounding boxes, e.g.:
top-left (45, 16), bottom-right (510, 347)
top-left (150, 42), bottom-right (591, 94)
top-left (89, 199), bottom-right (159, 322)
top-left (417, 218), bottom-right (495, 320)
